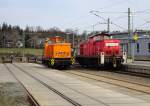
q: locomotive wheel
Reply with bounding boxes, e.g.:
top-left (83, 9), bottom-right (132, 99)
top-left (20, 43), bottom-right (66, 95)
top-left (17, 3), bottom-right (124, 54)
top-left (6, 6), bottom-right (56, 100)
top-left (47, 61), bottom-right (51, 67)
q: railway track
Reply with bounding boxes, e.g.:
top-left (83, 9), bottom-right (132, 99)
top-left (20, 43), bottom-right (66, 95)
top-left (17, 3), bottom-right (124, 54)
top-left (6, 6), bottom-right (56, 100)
top-left (115, 70), bottom-right (150, 78)
top-left (5, 64), bottom-right (40, 106)
top-left (5, 64), bottom-right (81, 106)
top-left (72, 63), bottom-right (150, 77)
top-left (4, 63), bottom-right (150, 106)
top-left (65, 69), bottom-right (150, 94)
top-left (13, 64), bottom-right (113, 106)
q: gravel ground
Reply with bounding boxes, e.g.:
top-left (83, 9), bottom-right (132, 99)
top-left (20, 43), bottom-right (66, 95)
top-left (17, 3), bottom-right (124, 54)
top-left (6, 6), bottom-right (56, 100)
top-left (0, 82), bottom-right (31, 106)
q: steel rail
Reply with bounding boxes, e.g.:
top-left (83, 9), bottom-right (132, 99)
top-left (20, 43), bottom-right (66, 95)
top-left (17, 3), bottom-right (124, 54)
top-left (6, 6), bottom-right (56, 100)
top-left (13, 64), bottom-right (82, 106)
top-left (65, 70), bottom-right (150, 94)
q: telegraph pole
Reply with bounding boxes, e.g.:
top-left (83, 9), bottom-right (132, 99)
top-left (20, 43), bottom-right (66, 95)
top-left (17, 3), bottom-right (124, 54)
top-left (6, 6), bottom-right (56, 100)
top-left (23, 32), bottom-right (25, 56)
top-left (92, 25), bottom-right (95, 34)
top-left (128, 8), bottom-right (131, 59)
top-left (73, 32), bottom-right (74, 49)
top-left (128, 8), bottom-right (135, 62)
top-left (107, 18), bottom-right (110, 33)
top-left (66, 33), bottom-right (69, 43)
top-left (128, 8), bottom-right (131, 37)
top-left (22, 31), bottom-right (25, 62)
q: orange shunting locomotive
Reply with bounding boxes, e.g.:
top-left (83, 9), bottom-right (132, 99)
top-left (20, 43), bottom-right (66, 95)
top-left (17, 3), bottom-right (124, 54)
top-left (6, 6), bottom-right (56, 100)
top-left (42, 36), bottom-right (74, 68)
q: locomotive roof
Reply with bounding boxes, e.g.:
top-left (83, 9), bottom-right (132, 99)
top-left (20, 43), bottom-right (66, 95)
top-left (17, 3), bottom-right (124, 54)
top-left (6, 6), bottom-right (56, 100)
top-left (89, 33), bottom-right (111, 38)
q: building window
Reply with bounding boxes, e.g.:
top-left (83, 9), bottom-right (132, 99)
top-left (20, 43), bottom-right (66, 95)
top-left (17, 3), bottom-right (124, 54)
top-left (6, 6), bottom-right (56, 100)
top-left (137, 43), bottom-right (139, 53)
top-left (148, 43), bottom-right (150, 53)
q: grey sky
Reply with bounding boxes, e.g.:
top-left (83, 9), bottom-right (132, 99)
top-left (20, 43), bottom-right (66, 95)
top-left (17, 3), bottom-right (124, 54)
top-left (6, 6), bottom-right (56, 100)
top-left (0, 0), bottom-right (150, 33)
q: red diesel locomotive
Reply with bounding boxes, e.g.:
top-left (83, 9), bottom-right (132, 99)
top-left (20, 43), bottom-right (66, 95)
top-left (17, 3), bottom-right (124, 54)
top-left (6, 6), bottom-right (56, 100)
top-left (76, 33), bottom-right (124, 68)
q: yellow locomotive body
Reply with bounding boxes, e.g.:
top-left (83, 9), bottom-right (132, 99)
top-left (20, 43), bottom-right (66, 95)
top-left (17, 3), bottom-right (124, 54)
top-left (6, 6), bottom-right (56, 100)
top-left (42, 36), bottom-right (74, 67)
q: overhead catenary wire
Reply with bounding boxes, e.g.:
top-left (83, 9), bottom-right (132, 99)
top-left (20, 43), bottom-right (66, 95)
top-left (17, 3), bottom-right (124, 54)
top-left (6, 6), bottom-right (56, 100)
top-left (111, 15), bottom-right (127, 21)
top-left (60, 0), bottom-right (150, 33)
top-left (80, 8), bottom-right (150, 32)
top-left (89, 9), bottom-right (150, 14)
top-left (135, 22), bottom-right (150, 29)
top-left (90, 10), bottom-right (127, 30)
top-left (61, 0), bottom-right (132, 31)
top-left (80, 14), bottom-right (128, 31)
top-left (99, 0), bottom-right (129, 10)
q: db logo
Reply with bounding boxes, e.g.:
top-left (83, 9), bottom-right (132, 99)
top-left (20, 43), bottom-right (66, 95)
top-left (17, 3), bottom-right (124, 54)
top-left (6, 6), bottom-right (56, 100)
top-left (56, 52), bottom-right (65, 54)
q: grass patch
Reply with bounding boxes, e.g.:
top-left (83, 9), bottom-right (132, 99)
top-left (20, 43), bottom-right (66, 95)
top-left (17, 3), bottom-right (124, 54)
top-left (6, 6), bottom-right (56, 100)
top-left (0, 48), bottom-right (43, 56)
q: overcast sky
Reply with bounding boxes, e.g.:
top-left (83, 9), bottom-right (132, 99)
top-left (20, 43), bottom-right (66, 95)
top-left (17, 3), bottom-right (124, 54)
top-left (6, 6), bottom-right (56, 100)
top-left (0, 0), bottom-right (150, 33)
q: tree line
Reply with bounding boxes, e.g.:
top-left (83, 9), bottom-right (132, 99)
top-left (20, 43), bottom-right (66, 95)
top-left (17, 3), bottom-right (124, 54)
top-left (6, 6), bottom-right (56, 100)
top-left (0, 22), bottom-right (95, 48)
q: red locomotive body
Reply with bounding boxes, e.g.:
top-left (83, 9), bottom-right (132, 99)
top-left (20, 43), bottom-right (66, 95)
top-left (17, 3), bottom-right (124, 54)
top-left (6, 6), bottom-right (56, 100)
top-left (76, 33), bottom-right (123, 68)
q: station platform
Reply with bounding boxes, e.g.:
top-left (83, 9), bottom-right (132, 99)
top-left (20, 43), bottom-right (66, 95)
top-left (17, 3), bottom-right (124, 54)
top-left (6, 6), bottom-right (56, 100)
top-left (127, 61), bottom-right (150, 66)
top-left (123, 61), bottom-right (150, 74)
